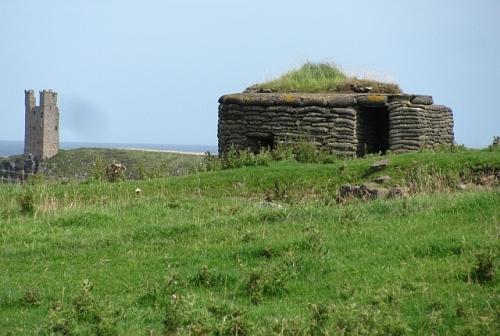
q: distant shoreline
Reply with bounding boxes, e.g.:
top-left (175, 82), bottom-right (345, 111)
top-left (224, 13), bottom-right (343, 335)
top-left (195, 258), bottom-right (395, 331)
top-left (0, 148), bottom-right (210, 159)
top-left (123, 147), bottom-right (207, 156)
top-left (0, 140), bottom-right (218, 157)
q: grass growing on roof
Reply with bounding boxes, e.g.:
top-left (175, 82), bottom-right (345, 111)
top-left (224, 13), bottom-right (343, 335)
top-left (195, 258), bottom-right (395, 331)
top-left (252, 62), bottom-right (402, 94)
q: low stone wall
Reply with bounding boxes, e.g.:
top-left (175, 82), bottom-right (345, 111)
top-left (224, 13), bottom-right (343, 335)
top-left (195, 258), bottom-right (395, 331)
top-left (218, 93), bottom-right (454, 156)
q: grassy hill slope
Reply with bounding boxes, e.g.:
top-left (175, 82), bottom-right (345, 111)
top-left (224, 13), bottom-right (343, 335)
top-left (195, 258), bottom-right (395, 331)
top-left (0, 150), bottom-right (498, 335)
top-left (0, 148), bottom-right (205, 181)
top-left (45, 148), bottom-right (205, 180)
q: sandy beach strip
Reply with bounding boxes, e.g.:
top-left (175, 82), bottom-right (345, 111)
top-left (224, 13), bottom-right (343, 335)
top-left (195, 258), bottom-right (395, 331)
top-left (123, 147), bottom-right (209, 156)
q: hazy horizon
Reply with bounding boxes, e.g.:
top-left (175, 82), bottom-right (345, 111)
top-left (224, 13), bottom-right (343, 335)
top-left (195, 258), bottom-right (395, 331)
top-left (0, 139), bottom-right (217, 146)
top-left (0, 140), bottom-right (218, 157)
top-left (1, 0), bottom-right (499, 148)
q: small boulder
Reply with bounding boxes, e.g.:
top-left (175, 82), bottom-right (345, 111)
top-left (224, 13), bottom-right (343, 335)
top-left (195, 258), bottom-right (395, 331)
top-left (338, 184), bottom-right (361, 200)
top-left (350, 84), bottom-right (373, 93)
top-left (360, 184), bottom-right (389, 200)
top-left (243, 85), bottom-right (273, 94)
top-left (370, 159), bottom-right (389, 171)
top-left (338, 184), bottom-right (388, 201)
top-left (372, 175), bottom-right (391, 184)
top-left (410, 95), bottom-right (433, 105)
top-left (388, 187), bottom-right (409, 198)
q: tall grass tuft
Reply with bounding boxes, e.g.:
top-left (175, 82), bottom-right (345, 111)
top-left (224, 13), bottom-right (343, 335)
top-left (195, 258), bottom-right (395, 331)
top-left (18, 191), bottom-right (35, 216)
top-left (469, 251), bottom-right (495, 284)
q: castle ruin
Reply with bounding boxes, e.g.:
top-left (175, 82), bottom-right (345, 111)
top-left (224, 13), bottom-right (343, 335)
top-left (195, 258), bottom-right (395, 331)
top-left (218, 93), bottom-right (454, 156)
top-left (24, 89), bottom-right (59, 160)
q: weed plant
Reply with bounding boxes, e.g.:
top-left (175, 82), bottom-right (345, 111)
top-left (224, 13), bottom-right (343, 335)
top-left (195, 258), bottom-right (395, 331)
top-left (469, 251), bottom-right (496, 284)
top-left (18, 191), bottom-right (34, 216)
top-left (216, 141), bottom-right (341, 171)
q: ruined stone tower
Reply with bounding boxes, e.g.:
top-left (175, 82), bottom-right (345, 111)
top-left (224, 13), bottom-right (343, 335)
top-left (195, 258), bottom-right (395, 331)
top-left (24, 89), bottom-right (59, 160)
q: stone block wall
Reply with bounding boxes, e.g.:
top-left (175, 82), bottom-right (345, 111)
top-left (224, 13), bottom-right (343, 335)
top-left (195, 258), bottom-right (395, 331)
top-left (40, 90), bottom-right (59, 159)
top-left (24, 90), bottom-right (41, 158)
top-left (218, 93), bottom-right (454, 156)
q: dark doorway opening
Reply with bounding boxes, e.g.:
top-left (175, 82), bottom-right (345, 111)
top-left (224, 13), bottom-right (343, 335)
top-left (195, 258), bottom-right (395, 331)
top-left (356, 107), bottom-right (389, 156)
top-left (247, 134), bottom-right (275, 154)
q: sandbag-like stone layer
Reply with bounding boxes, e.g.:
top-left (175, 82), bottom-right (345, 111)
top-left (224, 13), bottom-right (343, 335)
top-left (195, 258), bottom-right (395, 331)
top-left (387, 100), bottom-right (454, 153)
top-left (218, 93), bottom-right (454, 156)
top-left (218, 103), bottom-right (358, 156)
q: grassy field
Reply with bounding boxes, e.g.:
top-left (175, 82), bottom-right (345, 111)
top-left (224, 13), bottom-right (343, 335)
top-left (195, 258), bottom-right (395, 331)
top-left (0, 149), bottom-right (498, 335)
top-left (1, 148), bottom-right (205, 182)
top-left (251, 62), bottom-right (401, 94)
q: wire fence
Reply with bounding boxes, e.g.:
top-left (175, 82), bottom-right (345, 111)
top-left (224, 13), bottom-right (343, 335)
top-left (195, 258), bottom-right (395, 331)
top-left (0, 169), bottom-right (33, 184)
top-left (0, 169), bottom-right (90, 183)
top-left (0, 168), bottom-right (71, 184)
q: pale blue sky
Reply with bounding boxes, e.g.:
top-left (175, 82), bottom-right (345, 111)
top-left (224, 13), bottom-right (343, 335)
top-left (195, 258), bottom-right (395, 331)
top-left (1, 0), bottom-right (499, 147)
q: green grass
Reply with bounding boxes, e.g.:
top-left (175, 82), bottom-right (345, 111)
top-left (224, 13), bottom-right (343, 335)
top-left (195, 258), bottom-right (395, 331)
top-left (252, 62), bottom-right (402, 94)
top-left (2, 148), bottom-right (205, 181)
top-left (0, 149), bottom-right (499, 335)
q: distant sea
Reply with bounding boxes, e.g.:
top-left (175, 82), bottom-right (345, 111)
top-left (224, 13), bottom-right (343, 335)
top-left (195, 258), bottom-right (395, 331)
top-left (0, 140), bottom-right (218, 157)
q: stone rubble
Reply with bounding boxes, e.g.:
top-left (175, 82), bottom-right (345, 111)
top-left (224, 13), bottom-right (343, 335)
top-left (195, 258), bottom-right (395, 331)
top-left (370, 159), bottom-right (389, 170)
top-left (337, 184), bottom-right (409, 202)
top-left (372, 175), bottom-right (392, 184)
